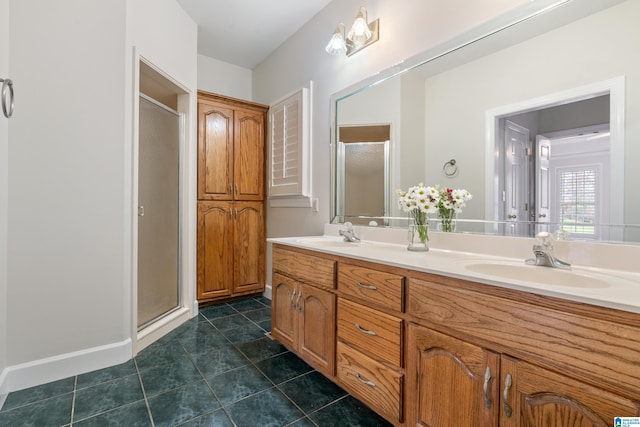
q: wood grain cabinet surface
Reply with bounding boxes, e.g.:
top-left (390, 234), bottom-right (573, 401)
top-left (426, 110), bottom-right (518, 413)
top-left (271, 248), bottom-right (336, 376)
top-left (196, 91), bottom-right (267, 303)
top-left (270, 244), bottom-right (640, 427)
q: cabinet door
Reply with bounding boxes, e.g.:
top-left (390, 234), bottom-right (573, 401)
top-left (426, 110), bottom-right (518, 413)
top-left (232, 202), bottom-right (264, 294)
top-left (298, 282), bottom-right (336, 377)
top-left (233, 108), bottom-right (264, 200)
top-left (197, 202), bottom-right (233, 300)
top-left (198, 102), bottom-right (234, 200)
top-left (271, 273), bottom-right (297, 350)
top-left (406, 323), bottom-right (500, 427)
top-left (500, 356), bottom-right (640, 427)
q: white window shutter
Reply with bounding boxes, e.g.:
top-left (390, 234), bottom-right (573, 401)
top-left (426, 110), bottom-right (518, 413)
top-left (267, 84), bottom-right (312, 206)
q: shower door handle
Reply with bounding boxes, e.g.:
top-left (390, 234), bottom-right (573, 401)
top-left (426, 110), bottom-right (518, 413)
top-left (138, 206), bottom-right (145, 217)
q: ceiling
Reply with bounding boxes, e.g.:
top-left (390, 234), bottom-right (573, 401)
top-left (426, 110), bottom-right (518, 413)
top-left (177, 0), bottom-right (334, 69)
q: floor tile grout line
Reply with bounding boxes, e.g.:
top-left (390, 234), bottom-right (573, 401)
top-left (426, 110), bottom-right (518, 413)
top-left (69, 375), bottom-right (77, 427)
top-left (133, 357), bottom-right (156, 427)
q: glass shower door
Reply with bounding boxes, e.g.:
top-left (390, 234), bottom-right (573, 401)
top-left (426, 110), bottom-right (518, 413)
top-left (137, 94), bottom-right (181, 329)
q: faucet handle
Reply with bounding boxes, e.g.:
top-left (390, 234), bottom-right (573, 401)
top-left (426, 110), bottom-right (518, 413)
top-left (535, 231), bottom-right (553, 247)
top-left (344, 222), bottom-right (353, 230)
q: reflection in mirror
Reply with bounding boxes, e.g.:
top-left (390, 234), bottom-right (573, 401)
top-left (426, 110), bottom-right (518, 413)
top-left (336, 125), bottom-right (390, 226)
top-left (330, 0), bottom-right (640, 243)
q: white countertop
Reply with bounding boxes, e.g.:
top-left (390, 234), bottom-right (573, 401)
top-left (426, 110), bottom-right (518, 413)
top-left (268, 234), bottom-right (640, 314)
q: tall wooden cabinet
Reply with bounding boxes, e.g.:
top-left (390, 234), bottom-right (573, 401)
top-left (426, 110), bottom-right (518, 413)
top-left (197, 91), bottom-right (267, 304)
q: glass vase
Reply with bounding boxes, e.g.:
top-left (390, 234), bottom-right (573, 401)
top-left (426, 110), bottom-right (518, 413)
top-left (438, 209), bottom-right (457, 232)
top-left (408, 223), bottom-right (429, 252)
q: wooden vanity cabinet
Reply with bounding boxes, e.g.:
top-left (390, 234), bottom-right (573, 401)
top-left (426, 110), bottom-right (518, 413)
top-left (271, 246), bottom-right (336, 376)
top-left (405, 275), bottom-right (640, 427)
top-left (336, 262), bottom-right (406, 424)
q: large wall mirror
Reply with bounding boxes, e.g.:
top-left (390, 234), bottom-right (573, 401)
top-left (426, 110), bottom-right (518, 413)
top-left (330, 0), bottom-right (640, 244)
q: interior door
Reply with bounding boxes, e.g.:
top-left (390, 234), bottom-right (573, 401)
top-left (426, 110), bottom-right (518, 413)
top-left (137, 95), bottom-right (181, 329)
top-left (504, 121), bottom-right (530, 236)
top-left (535, 135), bottom-right (552, 234)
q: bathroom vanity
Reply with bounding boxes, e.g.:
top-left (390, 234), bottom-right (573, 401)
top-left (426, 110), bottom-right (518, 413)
top-left (269, 231), bottom-right (640, 426)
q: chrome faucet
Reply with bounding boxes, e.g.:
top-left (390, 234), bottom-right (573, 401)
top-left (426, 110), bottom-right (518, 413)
top-left (339, 222), bottom-right (361, 242)
top-left (526, 232), bottom-right (570, 269)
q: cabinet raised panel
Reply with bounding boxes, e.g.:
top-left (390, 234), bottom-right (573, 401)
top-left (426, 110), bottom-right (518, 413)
top-left (197, 201), bottom-right (264, 302)
top-left (500, 356), bottom-right (640, 427)
top-left (406, 322), bottom-right (500, 427)
top-left (234, 109), bottom-right (264, 200)
top-left (198, 103), bottom-right (233, 199)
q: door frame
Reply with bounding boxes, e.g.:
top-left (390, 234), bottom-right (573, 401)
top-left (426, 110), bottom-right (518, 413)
top-left (485, 76), bottom-right (625, 239)
top-left (131, 51), bottom-right (197, 354)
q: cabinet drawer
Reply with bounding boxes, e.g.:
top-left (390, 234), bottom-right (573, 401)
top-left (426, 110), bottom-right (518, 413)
top-left (336, 342), bottom-right (403, 424)
top-left (338, 263), bottom-right (403, 311)
top-left (337, 298), bottom-right (402, 367)
top-left (273, 246), bottom-right (335, 289)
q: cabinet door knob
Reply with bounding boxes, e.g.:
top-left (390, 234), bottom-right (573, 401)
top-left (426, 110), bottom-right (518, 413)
top-left (483, 366), bottom-right (492, 409)
top-left (503, 373), bottom-right (513, 418)
top-left (508, 214), bottom-right (517, 219)
top-left (355, 323), bottom-right (377, 336)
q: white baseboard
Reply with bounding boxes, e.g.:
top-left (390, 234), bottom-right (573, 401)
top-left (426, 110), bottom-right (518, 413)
top-left (135, 307), bottom-right (192, 354)
top-left (263, 284), bottom-right (272, 300)
top-left (0, 338), bottom-right (132, 395)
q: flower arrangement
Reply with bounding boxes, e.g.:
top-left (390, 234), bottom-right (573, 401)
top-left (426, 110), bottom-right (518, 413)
top-left (396, 183), bottom-right (440, 249)
top-left (397, 183), bottom-right (472, 240)
top-left (434, 185), bottom-right (473, 232)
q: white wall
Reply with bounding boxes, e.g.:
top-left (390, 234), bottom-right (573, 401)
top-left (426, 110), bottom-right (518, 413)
top-left (3, 0), bottom-right (197, 392)
top-left (421, 0), bottom-right (640, 221)
top-left (0, 0), bottom-right (9, 396)
top-left (197, 54), bottom-right (252, 99)
top-left (253, 0), bottom-right (529, 238)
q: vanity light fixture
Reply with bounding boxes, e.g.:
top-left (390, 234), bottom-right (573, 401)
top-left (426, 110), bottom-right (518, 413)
top-left (325, 6), bottom-right (379, 57)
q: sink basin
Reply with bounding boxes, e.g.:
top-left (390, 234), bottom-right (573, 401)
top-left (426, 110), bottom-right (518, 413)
top-left (462, 261), bottom-right (609, 288)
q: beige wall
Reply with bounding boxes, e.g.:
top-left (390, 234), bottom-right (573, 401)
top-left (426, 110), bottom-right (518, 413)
top-left (197, 54), bottom-right (253, 100)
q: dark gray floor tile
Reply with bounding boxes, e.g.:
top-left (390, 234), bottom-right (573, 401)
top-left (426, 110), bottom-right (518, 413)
top-left (0, 392), bottom-right (73, 426)
top-left (191, 346), bottom-right (249, 377)
top-left (227, 298), bottom-right (267, 313)
top-left (72, 400), bottom-right (151, 427)
top-left (73, 373), bottom-right (144, 421)
top-left (243, 306), bottom-right (271, 323)
top-left (225, 388), bottom-right (303, 427)
top-left (253, 296), bottom-right (272, 306)
top-left (148, 380), bottom-right (220, 427)
top-left (76, 359), bottom-right (137, 390)
top-left (205, 365), bottom-right (272, 405)
top-left (258, 319), bottom-right (272, 332)
top-left (279, 371), bottom-right (347, 413)
top-left (220, 324), bottom-right (266, 344)
top-left (287, 417), bottom-right (317, 427)
top-left (138, 359), bottom-right (203, 398)
top-left (310, 396), bottom-right (392, 427)
top-left (179, 328), bottom-right (230, 356)
top-left (1, 377), bottom-right (74, 411)
top-left (135, 339), bottom-right (192, 371)
top-left (235, 336), bottom-right (287, 362)
top-left (210, 314), bottom-right (253, 331)
top-left (199, 304), bottom-right (237, 320)
top-left (176, 408), bottom-right (233, 427)
top-left (255, 352), bottom-right (313, 385)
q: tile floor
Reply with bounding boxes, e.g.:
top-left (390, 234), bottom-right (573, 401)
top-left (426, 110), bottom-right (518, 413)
top-left (0, 296), bottom-right (392, 427)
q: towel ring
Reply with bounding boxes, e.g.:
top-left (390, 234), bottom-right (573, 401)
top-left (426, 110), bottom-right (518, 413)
top-left (1, 78), bottom-right (14, 118)
top-left (443, 159), bottom-right (458, 177)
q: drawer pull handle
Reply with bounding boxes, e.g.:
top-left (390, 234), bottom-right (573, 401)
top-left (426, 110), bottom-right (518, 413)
top-left (354, 372), bottom-right (376, 387)
top-left (290, 289), bottom-right (296, 307)
top-left (483, 366), bottom-right (492, 409)
top-left (296, 291), bottom-right (302, 312)
top-left (355, 281), bottom-right (377, 291)
top-left (354, 323), bottom-right (377, 336)
top-left (503, 373), bottom-right (512, 418)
